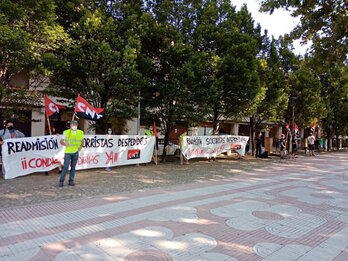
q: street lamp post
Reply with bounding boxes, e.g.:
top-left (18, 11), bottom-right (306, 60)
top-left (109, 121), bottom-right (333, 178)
top-left (137, 90), bottom-right (140, 135)
top-left (136, 90), bottom-right (140, 166)
top-left (290, 96), bottom-right (296, 153)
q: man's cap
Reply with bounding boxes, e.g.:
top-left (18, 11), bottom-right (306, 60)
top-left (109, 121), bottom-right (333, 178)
top-left (71, 120), bottom-right (78, 126)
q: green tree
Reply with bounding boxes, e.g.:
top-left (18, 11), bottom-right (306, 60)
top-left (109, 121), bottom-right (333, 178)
top-left (321, 65), bottom-right (348, 150)
top-left (260, 0), bottom-right (348, 64)
top-left (194, 2), bottom-right (263, 134)
top-left (0, 0), bottom-right (67, 118)
top-left (50, 1), bottom-right (142, 132)
top-left (287, 60), bottom-right (326, 129)
top-left (250, 40), bottom-right (288, 150)
top-left (139, 0), bottom-right (208, 160)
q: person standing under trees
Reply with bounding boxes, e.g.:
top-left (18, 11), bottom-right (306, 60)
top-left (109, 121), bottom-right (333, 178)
top-left (255, 132), bottom-right (262, 158)
top-left (319, 136), bottom-right (324, 152)
top-left (145, 129), bottom-right (153, 137)
top-left (291, 132), bottom-right (298, 158)
top-left (0, 119), bottom-right (25, 177)
top-left (0, 119), bottom-right (25, 140)
top-left (280, 134), bottom-right (286, 159)
top-left (179, 130), bottom-right (188, 164)
top-left (105, 127), bottom-right (113, 171)
top-left (59, 120), bottom-right (84, 187)
top-left (145, 127), bottom-right (157, 164)
top-left (307, 132), bottom-right (316, 156)
top-left (323, 133), bottom-right (328, 151)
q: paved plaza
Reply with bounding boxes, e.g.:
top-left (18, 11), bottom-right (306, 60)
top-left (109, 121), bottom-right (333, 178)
top-left (0, 152), bottom-right (348, 260)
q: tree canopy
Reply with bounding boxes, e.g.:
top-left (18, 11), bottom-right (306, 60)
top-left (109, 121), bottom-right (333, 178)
top-left (0, 0), bottom-right (67, 118)
top-left (260, 0), bottom-right (348, 65)
top-left (0, 0), bottom-right (347, 152)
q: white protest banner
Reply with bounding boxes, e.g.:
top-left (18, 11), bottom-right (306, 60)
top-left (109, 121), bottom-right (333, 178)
top-left (74, 135), bottom-right (155, 170)
top-left (2, 135), bottom-right (155, 180)
top-left (181, 135), bottom-right (249, 160)
top-left (2, 136), bottom-right (61, 179)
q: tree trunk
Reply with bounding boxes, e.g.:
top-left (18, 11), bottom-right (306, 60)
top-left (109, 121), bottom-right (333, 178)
top-left (336, 134), bottom-right (339, 151)
top-left (327, 129), bottom-right (331, 151)
top-left (212, 109), bottom-right (218, 135)
top-left (250, 116), bottom-right (254, 156)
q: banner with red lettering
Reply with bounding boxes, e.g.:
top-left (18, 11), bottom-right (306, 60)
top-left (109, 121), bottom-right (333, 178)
top-left (74, 94), bottom-right (104, 121)
top-left (2, 135), bottom-right (155, 179)
top-left (181, 135), bottom-right (249, 160)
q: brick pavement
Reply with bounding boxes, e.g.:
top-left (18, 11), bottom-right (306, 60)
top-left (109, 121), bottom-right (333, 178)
top-left (0, 152), bottom-right (348, 260)
top-left (0, 155), bottom-right (269, 209)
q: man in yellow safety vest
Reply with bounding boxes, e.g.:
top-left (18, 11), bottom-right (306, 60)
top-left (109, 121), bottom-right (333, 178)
top-left (179, 130), bottom-right (187, 164)
top-left (59, 120), bottom-right (84, 187)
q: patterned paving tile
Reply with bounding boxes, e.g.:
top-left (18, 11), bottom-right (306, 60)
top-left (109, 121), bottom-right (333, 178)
top-left (0, 152), bottom-right (347, 260)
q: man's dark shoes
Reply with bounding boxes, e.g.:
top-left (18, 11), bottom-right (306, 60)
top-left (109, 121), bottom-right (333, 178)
top-left (59, 182), bottom-right (64, 187)
top-left (68, 181), bottom-right (75, 186)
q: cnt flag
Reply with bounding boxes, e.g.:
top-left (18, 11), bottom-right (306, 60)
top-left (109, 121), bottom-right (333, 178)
top-left (294, 122), bottom-right (299, 133)
top-left (286, 121), bottom-right (300, 134)
top-left (74, 94), bottom-right (104, 121)
top-left (44, 95), bottom-right (65, 119)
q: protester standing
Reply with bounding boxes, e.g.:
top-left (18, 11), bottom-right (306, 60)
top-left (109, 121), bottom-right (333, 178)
top-left (291, 133), bottom-right (297, 158)
top-left (319, 136), bottom-right (324, 152)
top-left (105, 127), bottom-right (113, 171)
top-left (0, 119), bottom-right (25, 140)
top-left (145, 128), bottom-right (156, 163)
top-left (324, 135), bottom-right (328, 151)
top-left (307, 132), bottom-right (315, 156)
top-left (0, 119), bottom-right (25, 177)
top-left (280, 134), bottom-right (286, 159)
top-left (179, 130), bottom-right (188, 164)
top-left (255, 132), bottom-right (262, 158)
top-left (59, 120), bottom-right (84, 187)
top-left (145, 129), bottom-right (153, 136)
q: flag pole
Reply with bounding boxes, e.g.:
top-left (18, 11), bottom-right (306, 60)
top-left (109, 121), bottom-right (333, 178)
top-left (71, 113), bottom-right (76, 122)
top-left (154, 140), bottom-right (158, 165)
top-left (47, 116), bottom-right (52, 135)
top-left (71, 93), bottom-right (78, 123)
top-left (44, 95), bottom-right (52, 135)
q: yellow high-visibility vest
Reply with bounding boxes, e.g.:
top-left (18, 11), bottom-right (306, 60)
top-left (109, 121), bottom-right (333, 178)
top-left (179, 134), bottom-right (185, 148)
top-left (64, 129), bottom-right (84, 154)
top-left (145, 130), bottom-right (153, 136)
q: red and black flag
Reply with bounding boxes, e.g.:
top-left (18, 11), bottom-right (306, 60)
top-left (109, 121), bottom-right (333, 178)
top-left (287, 121), bottom-right (300, 134)
top-left (44, 95), bottom-right (65, 119)
top-left (153, 121), bottom-right (159, 150)
top-left (153, 121), bottom-right (158, 138)
top-left (294, 122), bottom-right (299, 134)
top-left (74, 94), bottom-right (104, 121)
